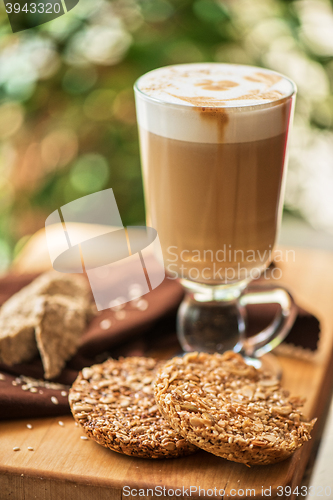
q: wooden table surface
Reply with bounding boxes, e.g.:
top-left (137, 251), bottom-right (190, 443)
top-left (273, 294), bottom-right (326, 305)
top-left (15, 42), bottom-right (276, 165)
top-left (1, 247), bottom-right (333, 500)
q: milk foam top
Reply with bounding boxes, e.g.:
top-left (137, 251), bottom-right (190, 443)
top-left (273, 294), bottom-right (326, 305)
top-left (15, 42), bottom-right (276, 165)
top-left (134, 63), bottom-right (296, 143)
top-left (136, 63), bottom-right (294, 108)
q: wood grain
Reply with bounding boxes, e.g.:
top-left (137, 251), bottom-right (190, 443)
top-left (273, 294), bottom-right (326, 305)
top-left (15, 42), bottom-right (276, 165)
top-left (1, 247), bottom-right (333, 500)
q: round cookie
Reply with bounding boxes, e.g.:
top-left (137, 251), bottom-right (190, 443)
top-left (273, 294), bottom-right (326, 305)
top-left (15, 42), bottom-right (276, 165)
top-left (69, 356), bottom-right (197, 459)
top-left (154, 351), bottom-right (316, 465)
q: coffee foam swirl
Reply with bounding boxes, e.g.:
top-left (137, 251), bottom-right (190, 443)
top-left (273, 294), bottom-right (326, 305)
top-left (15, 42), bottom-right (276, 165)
top-left (136, 64), bottom-right (294, 108)
top-left (134, 64), bottom-right (296, 143)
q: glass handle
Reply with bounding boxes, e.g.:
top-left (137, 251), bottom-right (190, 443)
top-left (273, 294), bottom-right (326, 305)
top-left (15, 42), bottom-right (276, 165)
top-left (239, 286), bottom-right (297, 358)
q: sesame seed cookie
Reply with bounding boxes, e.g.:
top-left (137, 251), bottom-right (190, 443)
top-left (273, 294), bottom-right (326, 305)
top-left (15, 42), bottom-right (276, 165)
top-left (69, 357), bottom-right (197, 459)
top-left (154, 351), bottom-right (316, 465)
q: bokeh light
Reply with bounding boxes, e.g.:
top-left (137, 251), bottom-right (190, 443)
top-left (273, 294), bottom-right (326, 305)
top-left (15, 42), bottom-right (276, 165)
top-left (84, 89), bottom-right (116, 121)
top-left (0, 0), bottom-right (332, 271)
top-left (41, 129), bottom-right (78, 171)
top-left (0, 102), bottom-right (24, 138)
top-left (69, 153), bottom-right (110, 193)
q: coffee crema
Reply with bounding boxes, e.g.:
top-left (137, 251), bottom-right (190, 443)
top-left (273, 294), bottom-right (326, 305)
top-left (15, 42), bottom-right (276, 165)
top-left (134, 64), bottom-right (296, 284)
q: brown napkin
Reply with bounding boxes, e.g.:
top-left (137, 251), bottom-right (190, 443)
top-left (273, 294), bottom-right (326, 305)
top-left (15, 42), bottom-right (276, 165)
top-left (0, 274), bottom-right (320, 420)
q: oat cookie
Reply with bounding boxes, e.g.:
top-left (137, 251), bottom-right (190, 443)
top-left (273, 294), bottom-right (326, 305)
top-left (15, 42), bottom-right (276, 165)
top-left (69, 357), bottom-right (198, 459)
top-left (154, 351), bottom-right (316, 465)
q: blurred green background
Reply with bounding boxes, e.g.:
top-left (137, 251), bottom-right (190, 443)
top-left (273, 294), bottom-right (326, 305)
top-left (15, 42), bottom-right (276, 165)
top-left (0, 0), bottom-right (333, 270)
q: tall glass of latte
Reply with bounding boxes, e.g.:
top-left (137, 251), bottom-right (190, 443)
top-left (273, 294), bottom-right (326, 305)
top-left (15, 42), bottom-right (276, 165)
top-left (134, 63), bottom-right (297, 367)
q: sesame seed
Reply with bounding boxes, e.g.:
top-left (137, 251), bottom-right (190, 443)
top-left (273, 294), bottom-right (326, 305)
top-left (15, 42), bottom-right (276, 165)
top-left (100, 319), bottom-right (111, 330)
top-left (0, 373), bottom-right (5, 381)
top-left (27, 447), bottom-right (34, 451)
top-left (115, 310), bottom-right (126, 320)
top-left (39, 390), bottom-right (44, 394)
top-left (109, 298), bottom-right (125, 311)
top-left (13, 447), bottom-right (20, 451)
top-left (128, 284), bottom-right (143, 299)
top-left (26, 424), bottom-right (32, 429)
top-left (30, 387), bottom-right (38, 393)
top-left (51, 396), bottom-right (59, 405)
top-left (61, 391), bottom-right (67, 397)
top-left (22, 385), bottom-right (29, 391)
top-left (80, 436), bottom-right (88, 440)
top-left (136, 299), bottom-right (148, 311)
top-left (12, 381), bottom-right (17, 386)
top-left (58, 421), bottom-right (64, 427)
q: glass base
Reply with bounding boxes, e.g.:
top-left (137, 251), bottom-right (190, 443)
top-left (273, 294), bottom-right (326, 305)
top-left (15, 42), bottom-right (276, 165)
top-left (176, 277), bottom-right (296, 377)
top-left (177, 278), bottom-right (249, 354)
top-left (175, 350), bottom-right (282, 379)
top-left (242, 352), bottom-right (282, 379)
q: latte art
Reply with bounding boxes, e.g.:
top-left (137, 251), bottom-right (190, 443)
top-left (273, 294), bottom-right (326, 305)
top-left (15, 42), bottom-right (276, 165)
top-left (136, 63), bottom-right (294, 107)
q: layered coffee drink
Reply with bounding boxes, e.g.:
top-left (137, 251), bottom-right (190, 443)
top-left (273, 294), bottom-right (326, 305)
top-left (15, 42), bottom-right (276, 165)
top-left (134, 64), bottom-right (295, 284)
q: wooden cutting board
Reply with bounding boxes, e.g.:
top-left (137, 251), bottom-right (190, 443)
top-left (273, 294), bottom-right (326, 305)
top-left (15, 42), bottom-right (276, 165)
top-left (1, 247), bottom-right (333, 500)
